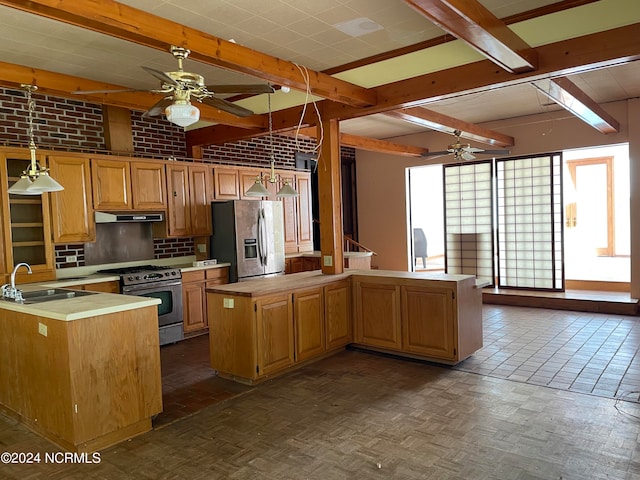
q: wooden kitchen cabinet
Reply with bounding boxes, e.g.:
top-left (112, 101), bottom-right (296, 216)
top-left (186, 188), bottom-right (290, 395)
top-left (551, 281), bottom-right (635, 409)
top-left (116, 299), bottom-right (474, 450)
top-left (165, 164), bottom-right (212, 237)
top-left (182, 267), bottom-right (229, 335)
top-left (353, 280), bottom-right (402, 349)
top-left (256, 293), bottom-right (294, 376)
top-left (0, 148), bottom-right (55, 282)
top-left (91, 158), bottom-right (132, 210)
top-left (401, 285), bottom-right (455, 360)
top-left (296, 172), bottom-right (313, 251)
top-left (66, 280), bottom-right (120, 293)
top-left (213, 167), bottom-right (240, 200)
top-left (48, 155), bottom-right (95, 243)
top-left (324, 280), bottom-right (352, 351)
top-left (239, 168), bottom-right (266, 200)
top-left (293, 287), bottom-right (325, 363)
top-left (130, 161), bottom-right (167, 210)
top-left (281, 176), bottom-right (299, 253)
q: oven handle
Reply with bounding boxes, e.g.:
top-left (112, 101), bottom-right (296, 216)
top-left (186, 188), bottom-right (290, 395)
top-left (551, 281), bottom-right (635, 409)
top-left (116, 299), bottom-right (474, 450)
top-left (122, 280), bottom-right (182, 294)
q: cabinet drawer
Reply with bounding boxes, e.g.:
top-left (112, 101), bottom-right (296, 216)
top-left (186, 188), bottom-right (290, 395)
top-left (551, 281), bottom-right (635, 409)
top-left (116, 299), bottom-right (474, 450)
top-left (206, 268), bottom-right (229, 282)
top-left (182, 270), bottom-right (206, 283)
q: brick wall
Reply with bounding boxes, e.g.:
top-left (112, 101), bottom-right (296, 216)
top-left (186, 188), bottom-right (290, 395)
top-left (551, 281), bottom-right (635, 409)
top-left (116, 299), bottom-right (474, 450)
top-left (154, 237), bottom-right (195, 259)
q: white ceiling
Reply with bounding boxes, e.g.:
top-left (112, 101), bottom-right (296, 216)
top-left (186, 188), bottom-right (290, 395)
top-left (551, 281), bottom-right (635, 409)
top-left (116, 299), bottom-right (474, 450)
top-left (0, 0), bottom-right (639, 141)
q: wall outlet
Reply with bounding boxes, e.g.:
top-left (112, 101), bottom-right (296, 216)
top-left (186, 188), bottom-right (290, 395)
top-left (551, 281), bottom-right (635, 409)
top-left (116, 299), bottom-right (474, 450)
top-left (38, 322), bottom-right (47, 337)
top-left (66, 255), bottom-right (77, 263)
top-left (323, 255), bottom-right (333, 267)
top-left (197, 243), bottom-right (207, 253)
top-left (223, 298), bottom-right (234, 309)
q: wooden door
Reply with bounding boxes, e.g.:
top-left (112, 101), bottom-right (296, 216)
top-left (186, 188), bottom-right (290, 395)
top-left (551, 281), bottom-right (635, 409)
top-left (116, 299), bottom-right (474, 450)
top-left (188, 165), bottom-right (213, 236)
top-left (182, 281), bottom-right (207, 333)
top-left (296, 172), bottom-right (313, 251)
top-left (213, 167), bottom-right (240, 200)
top-left (324, 281), bottom-right (351, 350)
top-left (401, 285), bottom-right (455, 360)
top-left (353, 280), bottom-right (401, 349)
top-left (166, 164), bottom-right (191, 236)
top-left (293, 287), bottom-right (325, 362)
top-left (131, 161), bottom-right (167, 210)
top-left (239, 169), bottom-right (264, 200)
top-left (256, 294), bottom-right (294, 376)
top-left (91, 158), bottom-right (131, 210)
top-left (280, 175), bottom-right (298, 253)
top-left (48, 155), bottom-right (95, 243)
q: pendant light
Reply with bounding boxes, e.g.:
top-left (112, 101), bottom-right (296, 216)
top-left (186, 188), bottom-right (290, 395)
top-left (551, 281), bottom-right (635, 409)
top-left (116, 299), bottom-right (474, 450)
top-left (8, 85), bottom-right (64, 195)
top-left (245, 93), bottom-right (299, 198)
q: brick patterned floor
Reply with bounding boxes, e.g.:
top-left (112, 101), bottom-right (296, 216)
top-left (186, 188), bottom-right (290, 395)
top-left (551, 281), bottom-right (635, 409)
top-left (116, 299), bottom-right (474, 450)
top-left (454, 305), bottom-right (640, 401)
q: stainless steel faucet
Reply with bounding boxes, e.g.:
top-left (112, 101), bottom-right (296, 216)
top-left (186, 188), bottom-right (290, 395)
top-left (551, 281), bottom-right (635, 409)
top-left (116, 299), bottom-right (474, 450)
top-left (2, 262), bottom-right (32, 301)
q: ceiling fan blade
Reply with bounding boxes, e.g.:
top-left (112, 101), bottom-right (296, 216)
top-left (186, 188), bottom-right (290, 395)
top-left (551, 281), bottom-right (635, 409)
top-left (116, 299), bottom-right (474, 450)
top-left (461, 151), bottom-right (476, 161)
top-left (142, 97), bottom-right (174, 117)
top-left (142, 66), bottom-right (180, 87)
top-left (479, 149), bottom-right (511, 155)
top-left (463, 147), bottom-right (485, 153)
top-left (421, 150), bottom-right (451, 157)
top-left (205, 84), bottom-right (275, 94)
top-left (72, 88), bottom-right (143, 94)
top-left (200, 96), bottom-right (254, 117)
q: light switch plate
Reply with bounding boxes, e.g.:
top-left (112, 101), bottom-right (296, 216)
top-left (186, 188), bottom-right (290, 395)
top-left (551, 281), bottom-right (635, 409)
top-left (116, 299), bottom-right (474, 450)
top-left (66, 255), bottom-right (77, 263)
top-left (323, 255), bottom-right (333, 267)
top-left (197, 243), bottom-right (207, 253)
top-left (223, 298), bottom-right (234, 309)
top-left (38, 322), bottom-right (47, 337)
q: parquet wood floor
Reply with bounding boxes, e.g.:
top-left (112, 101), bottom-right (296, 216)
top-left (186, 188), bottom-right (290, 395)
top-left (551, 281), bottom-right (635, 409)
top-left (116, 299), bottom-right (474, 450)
top-left (2, 306), bottom-right (640, 479)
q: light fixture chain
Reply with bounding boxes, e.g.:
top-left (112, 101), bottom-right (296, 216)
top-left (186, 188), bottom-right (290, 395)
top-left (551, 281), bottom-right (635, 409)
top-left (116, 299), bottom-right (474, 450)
top-left (268, 93), bottom-right (274, 158)
top-left (25, 86), bottom-right (37, 149)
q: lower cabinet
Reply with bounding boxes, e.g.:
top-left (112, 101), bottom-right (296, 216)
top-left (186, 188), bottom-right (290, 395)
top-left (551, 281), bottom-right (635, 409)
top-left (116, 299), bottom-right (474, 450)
top-left (324, 280), bottom-right (352, 351)
top-left (67, 280), bottom-right (120, 293)
top-left (293, 287), bottom-right (325, 362)
top-left (353, 281), bottom-right (402, 350)
top-left (182, 267), bottom-right (229, 335)
top-left (256, 293), bottom-right (294, 375)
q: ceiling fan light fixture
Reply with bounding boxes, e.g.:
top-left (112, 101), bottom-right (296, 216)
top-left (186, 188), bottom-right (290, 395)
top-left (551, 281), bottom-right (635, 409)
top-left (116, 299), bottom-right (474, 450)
top-left (165, 101), bottom-right (200, 127)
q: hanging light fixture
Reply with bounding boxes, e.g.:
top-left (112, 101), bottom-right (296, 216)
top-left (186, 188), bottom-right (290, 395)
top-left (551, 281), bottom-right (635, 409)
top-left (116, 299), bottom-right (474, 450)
top-left (245, 93), bottom-right (299, 198)
top-left (8, 85), bottom-right (64, 195)
top-left (164, 89), bottom-right (200, 128)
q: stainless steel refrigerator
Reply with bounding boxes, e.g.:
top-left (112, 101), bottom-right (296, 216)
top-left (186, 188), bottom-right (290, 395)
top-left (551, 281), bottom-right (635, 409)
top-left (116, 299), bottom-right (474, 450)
top-left (210, 200), bottom-right (285, 282)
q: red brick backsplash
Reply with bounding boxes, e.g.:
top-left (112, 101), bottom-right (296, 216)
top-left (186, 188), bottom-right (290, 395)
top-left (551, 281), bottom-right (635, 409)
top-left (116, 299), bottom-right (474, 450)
top-left (54, 244), bottom-right (85, 269)
top-left (154, 237), bottom-right (195, 259)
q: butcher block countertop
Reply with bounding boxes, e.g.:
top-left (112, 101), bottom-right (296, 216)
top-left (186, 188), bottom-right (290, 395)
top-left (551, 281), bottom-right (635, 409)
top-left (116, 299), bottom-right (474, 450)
top-left (206, 269), bottom-right (477, 297)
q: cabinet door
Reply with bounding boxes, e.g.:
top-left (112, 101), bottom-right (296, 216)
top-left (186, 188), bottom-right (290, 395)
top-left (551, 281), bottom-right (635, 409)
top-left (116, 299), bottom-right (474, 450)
top-left (188, 165), bottom-right (213, 236)
top-left (302, 257), bottom-right (320, 271)
top-left (0, 149), bottom-right (55, 280)
top-left (256, 294), bottom-right (294, 376)
top-left (166, 164), bottom-right (191, 236)
top-left (183, 281), bottom-right (207, 333)
top-left (213, 167), bottom-right (240, 200)
top-left (280, 176), bottom-right (298, 253)
top-left (91, 158), bottom-right (131, 210)
top-left (296, 172), bottom-right (313, 251)
top-left (293, 287), bottom-right (325, 362)
top-left (48, 155), bottom-right (95, 243)
top-left (354, 281), bottom-right (401, 349)
top-left (239, 169), bottom-right (266, 200)
top-left (401, 286), bottom-right (455, 360)
top-left (324, 281), bottom-right (351, 350)
top-left (131, 161), bottom-right (166, 210)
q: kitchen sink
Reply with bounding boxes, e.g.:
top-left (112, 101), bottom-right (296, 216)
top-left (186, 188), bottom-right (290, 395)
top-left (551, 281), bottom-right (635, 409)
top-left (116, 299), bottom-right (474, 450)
top-left (8, 288), bottom-right (98, 304)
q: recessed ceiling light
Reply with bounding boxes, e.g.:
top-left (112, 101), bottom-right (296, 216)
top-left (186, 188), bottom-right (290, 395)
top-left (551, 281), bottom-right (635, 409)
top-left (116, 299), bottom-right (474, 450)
top-left (333, 17), bottom-right (383, 38)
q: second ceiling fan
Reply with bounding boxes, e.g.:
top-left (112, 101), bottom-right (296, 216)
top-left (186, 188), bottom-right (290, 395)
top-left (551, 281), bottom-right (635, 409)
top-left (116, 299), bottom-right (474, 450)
top-left (422, 130), bottom-right (510, 162)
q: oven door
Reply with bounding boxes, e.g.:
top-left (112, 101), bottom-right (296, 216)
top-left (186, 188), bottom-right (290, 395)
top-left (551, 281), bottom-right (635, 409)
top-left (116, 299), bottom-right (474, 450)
top-left (123, 281), bottom-right (184, 345)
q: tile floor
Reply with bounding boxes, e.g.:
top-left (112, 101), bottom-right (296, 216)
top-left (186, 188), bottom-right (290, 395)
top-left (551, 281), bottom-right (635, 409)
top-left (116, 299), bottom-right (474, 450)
top-left (454, 305), bottom-right (640, 401)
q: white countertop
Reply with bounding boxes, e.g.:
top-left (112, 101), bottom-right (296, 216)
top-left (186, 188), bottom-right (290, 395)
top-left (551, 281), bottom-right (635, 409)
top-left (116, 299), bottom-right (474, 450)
top-left (286, 251), bottom-right (373, 259)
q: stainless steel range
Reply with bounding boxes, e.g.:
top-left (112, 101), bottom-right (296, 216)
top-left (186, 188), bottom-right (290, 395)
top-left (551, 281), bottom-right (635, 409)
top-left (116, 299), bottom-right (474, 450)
top-left (97, 265), bottom-right (183, 346)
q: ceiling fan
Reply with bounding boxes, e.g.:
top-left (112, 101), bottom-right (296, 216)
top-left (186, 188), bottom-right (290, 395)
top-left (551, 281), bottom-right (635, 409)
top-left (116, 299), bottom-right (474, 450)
top-left (422, 130), bottom-right (510, 161)
top-left (74, 45), bottom-right (275, 120)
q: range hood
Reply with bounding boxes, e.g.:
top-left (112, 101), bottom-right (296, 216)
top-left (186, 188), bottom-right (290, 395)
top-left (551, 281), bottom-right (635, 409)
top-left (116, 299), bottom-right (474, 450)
top-left (95, 211), bottom-right (164, 223)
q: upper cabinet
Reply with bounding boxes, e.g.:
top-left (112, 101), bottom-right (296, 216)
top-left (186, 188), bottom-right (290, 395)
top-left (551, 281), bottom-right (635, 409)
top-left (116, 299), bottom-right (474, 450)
top-left (296, 172), bottom-right (313, 252)
top-left (91, 158), bottom-right (132, 210)
top-left (213, 167), bottom-right (240, 200)
top-left (131, 161), bottom-right (167, 210)
top-left (0, 148), bottom-right (55, 282)
top-left (48, 155), bottom-right (95, 243)
top-left (164, 163), bottom-right (213, 237)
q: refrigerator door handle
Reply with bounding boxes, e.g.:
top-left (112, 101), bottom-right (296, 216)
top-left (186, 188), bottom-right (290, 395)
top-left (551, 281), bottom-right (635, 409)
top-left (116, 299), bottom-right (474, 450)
top-left (257, 209), bottom-right (264, 266)
top-left (260, 208), bottom-right (268, 265)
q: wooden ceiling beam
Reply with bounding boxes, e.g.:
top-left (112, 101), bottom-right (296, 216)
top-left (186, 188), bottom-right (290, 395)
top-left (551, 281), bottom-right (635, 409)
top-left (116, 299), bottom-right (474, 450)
top-left (0, 0), bottom-right (376, 108)
top-left (531, 77), bottom-right (620, 133)
top-left (384, 107), bottom-right (514, 147)
top-left (404, 0), bottom-right (538, 73)
top-left (287, 127), bottom-right (430, 157)
top-left (0, 61), bottom-right (266, 129)
top-left (326, 23), bottom-right (640, 120)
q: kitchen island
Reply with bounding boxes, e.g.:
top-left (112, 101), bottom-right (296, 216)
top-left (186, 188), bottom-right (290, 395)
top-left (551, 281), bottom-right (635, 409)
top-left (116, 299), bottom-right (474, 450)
top-left (207, 269), bottom-right (482, 384)
top-left (0, 288), bottom-right (163, 452)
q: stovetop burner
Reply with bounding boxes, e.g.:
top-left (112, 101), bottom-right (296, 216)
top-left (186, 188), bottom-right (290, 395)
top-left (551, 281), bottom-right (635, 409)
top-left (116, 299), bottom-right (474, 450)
top-left (97, 265), bottom-right (181, 287)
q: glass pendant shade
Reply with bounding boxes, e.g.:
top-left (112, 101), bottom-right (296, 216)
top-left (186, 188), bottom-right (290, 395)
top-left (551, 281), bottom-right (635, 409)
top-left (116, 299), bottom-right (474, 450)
top-left (245, 178), bottom-right (270, 197)
top-left (276, 181), bottom-right (299, 198)
top-left (30, 174), bottom-right (64, 193)
top-left (7, 176), bottom-right (37, 195)
top-left (165, 102), bottom-right (200, 127)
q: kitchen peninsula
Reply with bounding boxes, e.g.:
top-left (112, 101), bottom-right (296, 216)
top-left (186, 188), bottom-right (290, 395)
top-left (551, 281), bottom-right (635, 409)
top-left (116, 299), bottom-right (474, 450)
top-left (207, 269), bottom-right (483, 385)
top-left (0, 286), bottom-right (163, 453)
